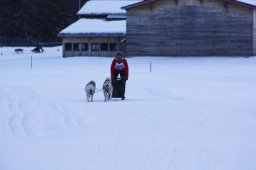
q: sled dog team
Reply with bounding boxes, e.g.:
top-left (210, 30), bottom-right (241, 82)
top-left (85, 78), bottom-right (113, 102)
top-left (85, 53), bottom-right (129, 102)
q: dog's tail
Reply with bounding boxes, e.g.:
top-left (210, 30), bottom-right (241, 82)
top-left (88, 80), bottom-right (96, 87)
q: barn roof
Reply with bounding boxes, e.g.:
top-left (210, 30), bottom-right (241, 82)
top-left (121, 0), bottom-right (156, 9)
top-left (58, 19), bottom-right (126, 37)
top-left (234, 0), bottom-right (256, 7)
top-left (78, 0), bottom-right (142, 16)
top-left (121, 0), bottom-right (256, 9)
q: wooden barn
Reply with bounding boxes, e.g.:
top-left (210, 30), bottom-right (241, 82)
top-left (59, 19), bottom-right (126, 57)
top-left (122, 0), bottom-right (256, 56)
top-left (58, 0), bottom-right (140, 57)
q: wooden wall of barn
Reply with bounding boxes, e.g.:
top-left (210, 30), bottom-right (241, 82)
top-left (126, 0), bottom-right (254, 56)
top-left (62, 36), bottom-right (125, 57)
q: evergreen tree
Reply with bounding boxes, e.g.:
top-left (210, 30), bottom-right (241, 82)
top-left (0, 0), bottom-right (83, 44)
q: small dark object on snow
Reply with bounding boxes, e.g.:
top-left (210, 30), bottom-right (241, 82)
top-left (15, 48), bottom-right (23, 53)
top-left (32, 47), bottom-right (44, 53)
top-left (32, 43), bottom-right (44, 53)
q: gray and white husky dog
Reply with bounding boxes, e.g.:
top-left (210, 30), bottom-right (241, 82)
top-left (102, 77), bottom-right (113, 102)
top-left (85, 80), bottom-right (96, 102)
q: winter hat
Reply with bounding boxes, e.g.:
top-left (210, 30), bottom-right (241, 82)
top-left (116, 52), bottom-right (123, 58)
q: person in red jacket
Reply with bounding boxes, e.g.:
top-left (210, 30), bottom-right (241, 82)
top-left (111, 52), bottom-right (129, 100)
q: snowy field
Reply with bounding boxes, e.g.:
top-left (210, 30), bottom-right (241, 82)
top-left (0, 46), bottom-right (256, 170)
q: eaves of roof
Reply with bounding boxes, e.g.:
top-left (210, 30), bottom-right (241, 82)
top-left (121, 0), bottom-right (157, 10)
top-left (58, 33), bottom-right (126, 38)
top-left (121, 0), bottom-right (256, 10)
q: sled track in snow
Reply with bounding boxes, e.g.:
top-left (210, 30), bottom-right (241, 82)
top-left (2, 84), bottom-right (83, 136)
top-left (3, 85), bottom-right (40, 136)
top-left (8, 103), bottom-right (20, 136)
top-left (51, 102), bottom-right (80, 127)
top-left (8, 102), bottom-right (34, 136)
top-left (19, 102), bottom-right (34, 136)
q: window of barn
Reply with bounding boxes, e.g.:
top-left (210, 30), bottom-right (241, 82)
top-left (109, 43), bottom-right (117, 51)
top-left (100, 43), bottom-right (109, 51)
top-left (65, 43), bottom-right (72, 51)
top-left (91, 43), bottom-right (100, 51)
top-left (81, 43), bottom-right (88, 51)
top-left (73, 43), bottom-right (80, 51)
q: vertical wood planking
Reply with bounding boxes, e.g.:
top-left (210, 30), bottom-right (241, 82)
top-left (126, 0), bottom-right (254, 56)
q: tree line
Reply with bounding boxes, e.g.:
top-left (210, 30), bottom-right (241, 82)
top-left (0, 0), bottom-right (87, 45)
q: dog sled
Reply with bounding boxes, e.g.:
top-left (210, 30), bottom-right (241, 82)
top-left (112, 78), bottom-right (126, 100)
top-left (32, 43), bottom-right (44, 53)
top-left (32, 47), bottom-right (44, 53)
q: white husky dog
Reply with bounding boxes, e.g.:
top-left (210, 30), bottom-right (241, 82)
top-left (85, 80), bottom-right (96, 102)
top-left (102, 77), bottom-right (113, 102)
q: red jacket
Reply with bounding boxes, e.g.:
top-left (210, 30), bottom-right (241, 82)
top-left (111, 58), bottom-right (129, 79)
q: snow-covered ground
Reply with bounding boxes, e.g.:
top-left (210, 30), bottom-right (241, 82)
top-left (0, 46), bottom-right (256, 170)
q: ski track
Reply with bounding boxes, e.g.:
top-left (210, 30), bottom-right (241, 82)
top-left (0, 87), bottom-right (13, 135)
top-left (84, 146), bottom-right (101, 170)
top-left (51, 102), bottom-right (80, 128)
top-left (116, 106), bottom-right (171, 170)
top-left (2, 83), bottom-right (82, 137)
top-left (20, 86), bottom-right (41, 101)
top-left (8, 101), bottom-right (34, 136)
top-left (8, 103), bottom-right (20, 136)
top-left (3, 85), bottom-right (41, 136)
top-left (7, 103), bottom-right (30, 137)
top-left (166, 146), bottom-right (216, 170)
top-left (132, 96), bottom-right (218, 170)
top-left (18, 102), bottom-right (34, 136)
top-left (135, 149), bottom-right (150, 170)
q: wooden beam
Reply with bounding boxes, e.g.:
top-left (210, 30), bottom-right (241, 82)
top-left (224, 0), bottom-right (229, 9)
top-left (149, 3), bottom-right (153, 11)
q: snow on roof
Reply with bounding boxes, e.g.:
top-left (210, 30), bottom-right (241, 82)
top-left (234, 0), bottom-right (256, 7)
top-left (77, 0), bottom-right (142, 15)
top-left (59, 19), bottom-right (126, 37)
top-left (107, 14), bottom-right (127, 19)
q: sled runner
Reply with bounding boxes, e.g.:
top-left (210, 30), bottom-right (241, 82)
top-left (112, 78), bottom-right (126, 99)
